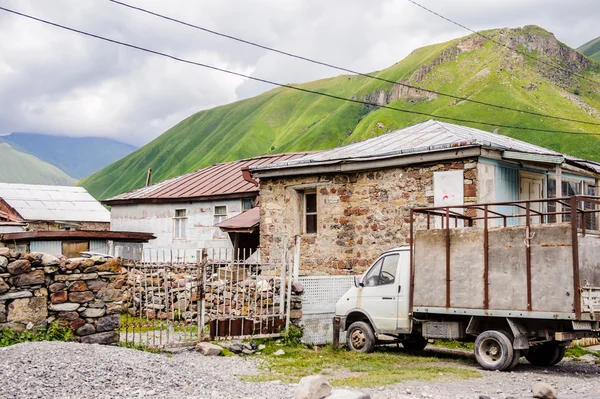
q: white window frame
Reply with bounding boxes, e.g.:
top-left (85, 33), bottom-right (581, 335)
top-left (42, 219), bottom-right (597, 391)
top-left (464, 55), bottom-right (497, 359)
top-left (173, 209), bottom-right (187, 240)
top-left (213, 205), bottom-right (228, 239)
top-left (242, 198), bottom-right (254, 212)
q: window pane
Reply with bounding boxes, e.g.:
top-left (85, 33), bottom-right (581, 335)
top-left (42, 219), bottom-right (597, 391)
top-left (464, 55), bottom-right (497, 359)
top-left (379, 254), bottom-right (399, 285)
top-left (175, 209), bottom-right (186, 217)
top-left (243, 198), bottom-right (254, 211)
top-left (363, 259), bottom-right (382, 287)
top-left (215, 206), bottom-right (227, 215)
top-left (305, 193), bottom-right (317, 213)
top-left (306, 214), bottom-right (317, 234)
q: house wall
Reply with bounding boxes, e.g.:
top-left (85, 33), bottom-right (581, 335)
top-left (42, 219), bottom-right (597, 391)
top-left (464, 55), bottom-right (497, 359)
top-left (259, 159), bottom-right (479, 275)
top-left (109, 199), bottom-right (246, 262)
top-left (27, 221), bottom-right (110, 232)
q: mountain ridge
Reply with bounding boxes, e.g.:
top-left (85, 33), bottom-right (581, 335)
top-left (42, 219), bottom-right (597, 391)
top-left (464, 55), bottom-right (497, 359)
top-left (80, 25), bottom-right (600, 200)
top-left (579, 36), bottom-right (600, 62)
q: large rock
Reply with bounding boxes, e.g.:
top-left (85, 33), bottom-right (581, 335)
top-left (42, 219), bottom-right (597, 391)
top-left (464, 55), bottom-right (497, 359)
top-left (11, 270), bottom-right (44, 286)
top-left (75, 323), bottom-right (96, 336)
top-left (294, 375), bottom-right (332, 399)
top-left (7, 259), bottom-right (31, 275)
top-left (95, 314), bottom-right (120, 332)
top-left (195, 342), bottom-right (223, 356)
top-left (96, 287), bottom-right (123, 302)
top-left (532, 382), bottom-right (557, 399)
top-left (0, 278), bottom-right (9, 294)
top-left (49, 282), bottom-right (66, 293)
top-left (7, 297), bottom-right (47, 325)
top-left (82, 307), bottom-right (106, 318)
top-left (0, 247), bottom-right (9, 257)
top-left (40, 253), bottom-right (60, 267)
top-left (328, 390), bottom-right (370, 399)
top-left (68, 281), bottom-right (87, 292)
top-left (49, 302), bottom-right (80, 312)
top-left (0, 255), bottom-right (8, 268)
top-left (292, 280), bottom-right (305, 294)
top-left (79, 331), bottom-right (119, 345)
top-left (57, 311), bottom-right (79, 321)
top-left (69, 291), bottom-right (95, 303)
top-left (0, 290), bottom-right (32, 300)
top-left (54, 273), bottom-right (98, 282)
top-left (50, 291), bottom-right (68, 304)
top-left (86, 279), bottom-right (107, 292)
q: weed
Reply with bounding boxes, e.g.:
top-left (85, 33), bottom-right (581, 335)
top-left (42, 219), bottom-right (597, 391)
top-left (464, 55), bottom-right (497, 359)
top-left (0, 322), bottom-right (74, 347)
top-left (566, 345), bottom-right (600, 359)
top-left (280, 324), bottom-right (304, 346)
top-left (117, 341), bottom-right (171, 356)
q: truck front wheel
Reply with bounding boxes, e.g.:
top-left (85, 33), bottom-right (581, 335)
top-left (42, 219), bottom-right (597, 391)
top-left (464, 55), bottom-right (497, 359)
top-left (346, 321), bottom-right (376, 353)
top-left (474, 330), bottom-right (515, 371)
top-left (525, 342), bottom-right (565, 367)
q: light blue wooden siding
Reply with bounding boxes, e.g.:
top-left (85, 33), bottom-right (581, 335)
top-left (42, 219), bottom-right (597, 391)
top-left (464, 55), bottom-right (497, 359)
top-left (30, 241), bottom-right (62, 255)
top-left (90, 240), bottom-right (110, 254)
top-left (495, 166), bottom-right (519, 225)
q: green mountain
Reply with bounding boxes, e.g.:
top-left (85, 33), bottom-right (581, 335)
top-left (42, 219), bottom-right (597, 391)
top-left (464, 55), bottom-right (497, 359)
top-left (0, 142), bottom-right (76, 185)
top-left (1, 133), bottom-right (137, 179)
top-left (81, 25), bottom-right (600, 200)
top-left (579, 36), bottom-right (600, 62)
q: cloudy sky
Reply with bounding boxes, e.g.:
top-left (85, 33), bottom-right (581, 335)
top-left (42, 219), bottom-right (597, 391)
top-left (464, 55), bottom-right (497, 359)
top-left (0, 0), bottom-right (598, 146)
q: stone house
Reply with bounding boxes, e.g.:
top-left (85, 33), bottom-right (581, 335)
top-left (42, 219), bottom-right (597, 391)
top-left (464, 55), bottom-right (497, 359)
top-left (0, 183), bottom-right (110, 232)
top-left (250, 120), bottom-right (600, 275)
top-left (103, 153), bottom-right (308, 262)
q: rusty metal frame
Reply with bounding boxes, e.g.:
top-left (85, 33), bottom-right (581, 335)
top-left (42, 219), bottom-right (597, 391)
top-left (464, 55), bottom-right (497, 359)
top-left (408, 196), bottom-right (600, 319)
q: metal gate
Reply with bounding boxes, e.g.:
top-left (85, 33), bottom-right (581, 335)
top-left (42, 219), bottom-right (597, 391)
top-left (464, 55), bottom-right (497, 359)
top-left (120, 248), bottom-right (292, 348)
top-left (299, 276), bottom-right (355, 345)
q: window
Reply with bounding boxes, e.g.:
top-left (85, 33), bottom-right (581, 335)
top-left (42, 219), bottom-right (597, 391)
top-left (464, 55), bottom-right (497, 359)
top-left (363, 254), bottom-right (399, 287)
top-left (304, 191), bottom-right (317, 234)
top-left (214, 205), bottom-right (227, 238)
top-left (547, 176), bottom-right (597, 229)
top-left (173, 209), bottom-right (187, 239)
top-left (242, 198), bottom-right (254, 211)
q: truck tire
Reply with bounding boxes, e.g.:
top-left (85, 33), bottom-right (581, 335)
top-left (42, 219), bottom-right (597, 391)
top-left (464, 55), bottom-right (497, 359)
top-left (474, 330), bottom-right (515, 371)
top-left (506, 349), bottom-right (522, 370)
top-left (347, 321), bottom-right (376, 353)
top-left (525, 342), bottom-right (565, 367)
top-left (402, 335), bottom-right (428, 352)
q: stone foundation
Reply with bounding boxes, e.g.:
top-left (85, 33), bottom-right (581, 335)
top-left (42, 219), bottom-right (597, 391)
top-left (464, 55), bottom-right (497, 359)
top-left (0, 248), bottom-right (125, 344)
top-left (259, 160), bottom-right (478, 275)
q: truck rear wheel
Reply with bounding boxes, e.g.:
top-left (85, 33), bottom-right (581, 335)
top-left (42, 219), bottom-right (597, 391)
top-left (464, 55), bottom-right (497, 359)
top-left (402, 335), bottom-right (428, 352)
top-left (474, 330), bottom-right (515, 371)
top-left (525, 342), bottom-right (565, 367)
top-left (346, 321), bottom-right (376, 353)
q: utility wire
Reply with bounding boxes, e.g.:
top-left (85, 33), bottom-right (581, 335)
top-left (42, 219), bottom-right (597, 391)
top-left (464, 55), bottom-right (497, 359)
top-left (108, 0), bottom-right (600, 127)
top-left (1, 5), bottom-right (599, 138)
top-left (405, 0), bottom-right (600, 86)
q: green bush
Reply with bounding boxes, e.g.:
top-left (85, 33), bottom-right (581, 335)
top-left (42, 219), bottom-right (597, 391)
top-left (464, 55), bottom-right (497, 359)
top-left (280, 324), bottom-right (304, 346)
top-left (0, 323), bottom-right (74, 347)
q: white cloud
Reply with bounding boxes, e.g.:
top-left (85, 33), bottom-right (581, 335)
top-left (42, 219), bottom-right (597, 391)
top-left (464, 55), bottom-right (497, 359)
top-left (0, 0), bottom-right (598, 145)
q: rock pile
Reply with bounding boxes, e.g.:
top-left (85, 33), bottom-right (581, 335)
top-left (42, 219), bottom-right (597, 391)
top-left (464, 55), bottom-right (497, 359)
top-left (0, 248), bottom-right (125, 345)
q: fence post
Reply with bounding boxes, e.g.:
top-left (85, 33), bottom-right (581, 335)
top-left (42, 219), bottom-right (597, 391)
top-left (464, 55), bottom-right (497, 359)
top-left (332, 316), bottom-right (341, 348)
top-left (293, 236), bottom-right (301, 279)
top-left (197, 249), bottom-right (207, 341)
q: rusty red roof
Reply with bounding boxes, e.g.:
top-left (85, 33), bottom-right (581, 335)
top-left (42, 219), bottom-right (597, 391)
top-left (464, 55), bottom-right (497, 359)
top-left (2, 230), bottom-right (155, 242)
top-left (215, 207), bottom-right (260, 233)
top-left (102, 153), bottom-right (311, 205)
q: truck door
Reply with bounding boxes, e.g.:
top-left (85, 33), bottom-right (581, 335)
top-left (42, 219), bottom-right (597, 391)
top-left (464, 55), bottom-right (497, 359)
top-left (360, 253), bottom-right (400, 332)
top-left (396, 250), bottom-right (411, 332)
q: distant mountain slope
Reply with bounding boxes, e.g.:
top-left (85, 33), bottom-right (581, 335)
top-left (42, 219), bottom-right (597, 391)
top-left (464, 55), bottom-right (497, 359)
top-left (81, 25), bottom-right (600, 200)
top-left (1, 133), bottom-right (136, 179)
top-left (0, 142), bottom-right (76, 185)
top-left (578, 36), bottom-right (600, 62)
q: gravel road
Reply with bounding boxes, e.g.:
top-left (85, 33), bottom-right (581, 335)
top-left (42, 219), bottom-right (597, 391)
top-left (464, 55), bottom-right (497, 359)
top-left (0, 341), bottom-right (599, 399)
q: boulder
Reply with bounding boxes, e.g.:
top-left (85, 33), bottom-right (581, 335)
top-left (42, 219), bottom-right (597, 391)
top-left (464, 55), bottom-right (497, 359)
top-left (273, 349), bottom-right (285, 356)
top-left (7, 297), bottom-right (47, 325)
top-left (328, 390), bottom-right (370, 399)
top-left (532, 382), bottom-right (557, 399)
top-left (95, 314), bottom-right (120, 332)
top-left (41, 253), bottom-right (60, 267)
top-left (578, 354), bottom-right (597, 364)
top-left (69, 291), bottom-right (95, 303)
top-left (7, 259), bottom-right (31, 275)
top-left (49, 302), bottom-right (80, 312)
top-left (78, 331), bottom-right (119, 345)
top-left (195, 342), bottom-right (223, 356)
top-left (75, 323), bottom-right (96, 336)
top-left (11, 270), bottom-right (44, 286)
top-left (227, 343), bottom-right (245, 354)
top-left (294, 375), bottom-right (332, 399)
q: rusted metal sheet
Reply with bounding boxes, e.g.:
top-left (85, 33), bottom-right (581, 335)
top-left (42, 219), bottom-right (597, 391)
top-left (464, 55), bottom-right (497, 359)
top-left (2, 230), bottom-right (155, 242)
top-left (103, 153), bottom-right (310, 205)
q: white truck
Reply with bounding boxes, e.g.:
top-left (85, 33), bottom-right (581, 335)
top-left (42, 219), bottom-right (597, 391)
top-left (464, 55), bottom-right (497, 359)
top-left (334, 196), bottom-right (600, 371)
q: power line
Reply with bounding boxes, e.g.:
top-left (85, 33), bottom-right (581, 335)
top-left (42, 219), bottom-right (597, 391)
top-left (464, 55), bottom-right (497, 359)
top-left (108, 0), bottom-right (600, 128)
top-left (1, 5), bottom-right (599, 138)
top-left (405, 0), bottom-right (600, 86)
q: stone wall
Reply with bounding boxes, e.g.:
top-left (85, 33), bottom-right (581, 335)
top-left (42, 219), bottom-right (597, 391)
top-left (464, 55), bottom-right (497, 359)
top-left (0, 248), bottom-right (125, 344)
top-left (259, 159), bottom-right (478, 275)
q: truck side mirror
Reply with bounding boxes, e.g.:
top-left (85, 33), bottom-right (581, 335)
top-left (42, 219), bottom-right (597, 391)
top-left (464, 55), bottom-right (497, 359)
top-left (354, 275), bottom-right (364, 287)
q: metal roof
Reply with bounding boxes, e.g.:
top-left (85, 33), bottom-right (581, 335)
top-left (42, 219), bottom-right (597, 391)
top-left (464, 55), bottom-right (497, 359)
top-left (2, 230), bottom-right (155, 242)
top-left (215, 207), bottom-right (260, 233)
top-left (251, 120), bottom-right (573, 171)
top-left (0, 183), bottom-right (110, 223)
top-left (103, 153), bottom-right (311, 205)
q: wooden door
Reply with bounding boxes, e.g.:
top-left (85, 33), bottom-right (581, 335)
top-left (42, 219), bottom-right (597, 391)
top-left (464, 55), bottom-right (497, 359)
top-left (62, 241), bottom-right (89, 258)
top-left (519, 174), bottom-right (544, 224)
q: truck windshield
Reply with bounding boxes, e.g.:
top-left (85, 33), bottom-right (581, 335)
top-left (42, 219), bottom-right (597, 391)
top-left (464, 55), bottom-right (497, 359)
top-left (363, 254), bottom-right (399, 287)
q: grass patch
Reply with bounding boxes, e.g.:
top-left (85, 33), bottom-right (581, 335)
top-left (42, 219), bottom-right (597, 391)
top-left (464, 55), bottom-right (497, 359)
top-left (430, 339), bottom-right (474, 351)
top-left (117, 341), bottom-right (172, 356)
top-left (566, 345), bottom-right (600, 359)
top-left (0, 322), bottom-right (74, 347)
top-left (243, 342), bottom-right (480, 388)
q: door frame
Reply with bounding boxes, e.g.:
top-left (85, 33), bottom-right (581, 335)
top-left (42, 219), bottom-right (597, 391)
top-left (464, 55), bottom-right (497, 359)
top-left (518, 171), bottom-right (546, 224)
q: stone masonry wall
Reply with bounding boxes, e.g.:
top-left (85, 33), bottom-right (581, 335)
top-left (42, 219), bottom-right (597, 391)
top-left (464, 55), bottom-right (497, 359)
top-left (259, 159), bottom-right (478, 275)
top-left (0, 248), bottom-right (125, 344)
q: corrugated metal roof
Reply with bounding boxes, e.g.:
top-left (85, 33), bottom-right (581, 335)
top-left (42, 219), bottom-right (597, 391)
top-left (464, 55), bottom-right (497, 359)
top-left (104, 153), bottom-right (311, 204)
top-left (215, 207), bottom-right (260, 233)
top-left (251, 120), bottom-right (570, 171)
top-left (0, 183), bottom-right (110, 223)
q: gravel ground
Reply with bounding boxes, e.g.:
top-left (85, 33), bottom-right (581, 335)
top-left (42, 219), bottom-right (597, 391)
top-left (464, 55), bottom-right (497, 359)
top-left (0, 341), bottom-right (599, 399)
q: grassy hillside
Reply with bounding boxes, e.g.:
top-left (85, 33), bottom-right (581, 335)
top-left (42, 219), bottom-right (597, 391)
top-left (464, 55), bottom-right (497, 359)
top-left (0, 142), bottom-right (76, 185)
top-left (81, 26), bottom-right (600, 200)
top-left (2, 133), bottom-right (136, 179)
top-left (579, 36), bottom-right (600, 62)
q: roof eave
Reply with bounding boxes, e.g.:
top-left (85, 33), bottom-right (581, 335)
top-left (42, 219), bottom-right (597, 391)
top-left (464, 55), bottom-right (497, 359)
top-left (102, 191), bottom-right (258, 206)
